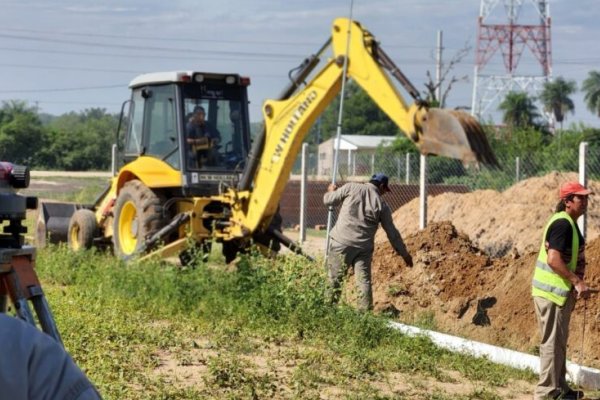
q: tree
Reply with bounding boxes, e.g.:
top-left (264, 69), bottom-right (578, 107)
top-left (0, 101), bottom-right (45, 165)
top-left (41, 108), bottom-right (118, 170)
top-left (582, 70), bottom-right (600, 117)
top-left (423, 42), bottom-right (471, 108)
top-left (539, 77), bottom-right (577, 129)
top-left (498, 91), bottom-right (540, 130)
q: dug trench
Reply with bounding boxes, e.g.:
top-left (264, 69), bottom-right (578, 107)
top-left (355, 171), bottom-right (600, 369)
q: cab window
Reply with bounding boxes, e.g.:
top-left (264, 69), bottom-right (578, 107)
top-left (144, 85), bottom-right (179, 169)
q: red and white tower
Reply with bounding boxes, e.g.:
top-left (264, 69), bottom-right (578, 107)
top-left (471, 0), bottom-right (552, 120)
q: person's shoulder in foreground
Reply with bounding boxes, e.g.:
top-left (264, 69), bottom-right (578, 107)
top-left (0, 314), bottom-right (102, 400)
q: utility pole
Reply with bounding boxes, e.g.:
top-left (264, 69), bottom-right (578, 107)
top-left (422, 31), bottom-right (443, 230)
top-left (435, 30), bottom-right (443, 105)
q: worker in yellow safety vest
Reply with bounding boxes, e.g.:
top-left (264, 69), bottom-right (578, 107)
top-left (531, 181), bottom-right (593, 400)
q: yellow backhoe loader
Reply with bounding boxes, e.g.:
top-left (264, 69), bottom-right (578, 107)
top-left (36, 18), bottom-right (497, 263)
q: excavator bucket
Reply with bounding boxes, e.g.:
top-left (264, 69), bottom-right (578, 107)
top-left (35, 201), bottom-right (80, 247)
top-left (416, 108), bottom-right (498, 168)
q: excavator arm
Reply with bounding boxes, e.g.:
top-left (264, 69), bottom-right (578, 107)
top-left (226, 17), bottom-right (497, 239)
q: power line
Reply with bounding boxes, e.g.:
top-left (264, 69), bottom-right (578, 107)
top-left (0, 84), bottom-right (126, 94)
top-left (0, 27), bottom-right (319, 47)
top-left (2, 45), bottom-right (596, 70)
top-left (0, 46), bottom-right (299, 63)
top-left (0, 63), bottom-right (138, 74)
top-left (0, 32), bottom-right (303, 59)
top-left (0, 98), bottom-right (122, 107)
top-left (0, 26), bottom-right (427, 50)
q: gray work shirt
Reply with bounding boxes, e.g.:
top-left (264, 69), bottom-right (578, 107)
top-left (0, 314), bottom-right (102, 400)
top-left (323, 182), bottom-right (408, 255)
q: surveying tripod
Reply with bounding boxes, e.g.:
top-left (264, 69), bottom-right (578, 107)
top-left (0, 162), bottom-right (63, 345)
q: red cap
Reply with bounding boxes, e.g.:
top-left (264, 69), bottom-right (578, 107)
top-left (559, 181), bottom-right (593, 199)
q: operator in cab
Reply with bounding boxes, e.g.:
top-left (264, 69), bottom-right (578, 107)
top-left (186, 106), bottom-right (221, 168)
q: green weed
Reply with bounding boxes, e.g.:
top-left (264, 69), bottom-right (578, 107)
top-left (33, 246), bottom-right (534, 399)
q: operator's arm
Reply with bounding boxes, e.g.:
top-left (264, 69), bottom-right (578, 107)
top-left (380, 203), bottom-right (412, 266)
top-left (546, 220), bottom-right (590, 298)
top-left (0, 314), bottom-right (102, 400)
top-left (323, 183), bottom-right (348, 207)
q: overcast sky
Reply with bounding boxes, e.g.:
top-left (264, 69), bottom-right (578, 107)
top-left (0, 0), bottom-right (598, 128)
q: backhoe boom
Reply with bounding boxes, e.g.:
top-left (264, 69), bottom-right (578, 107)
top-left (227, 17), bottom-right (497, 238)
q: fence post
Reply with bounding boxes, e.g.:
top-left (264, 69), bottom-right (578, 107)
top-left (515, 156), bottom-right (520, 183)
top-left (578, 142), bottom-right (588, 237)
top-left (405, 153), bottom-right (411, 184)
top-left (299, 143), bottom-right (308, 244)
top-left (397, 156), bottom-right (401, 180)
top-left (370, 153), bottom-right (375, 176)
top-left (419, 154), bottom-right (427, 230)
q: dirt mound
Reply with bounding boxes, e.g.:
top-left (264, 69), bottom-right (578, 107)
top-left (371, 220), bottom-right (600, 367)
top-left (376, 171), bottom-right (600, 257)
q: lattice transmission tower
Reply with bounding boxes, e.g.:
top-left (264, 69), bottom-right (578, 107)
top-left (471, 0), bottom-right (552, 121)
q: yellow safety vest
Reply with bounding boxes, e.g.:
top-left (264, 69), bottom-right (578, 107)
top-left (531, 211), bottom-right (579, 306)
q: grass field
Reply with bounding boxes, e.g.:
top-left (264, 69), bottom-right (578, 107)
top-left (35, 246), bottom-right (535, 399)
top-left (12, 176), bottom-right (539, 399)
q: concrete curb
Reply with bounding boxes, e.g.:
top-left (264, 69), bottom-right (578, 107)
top-left (388, 321), bottom-right (600, 389)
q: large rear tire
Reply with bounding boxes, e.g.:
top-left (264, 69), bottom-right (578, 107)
top-left (68, 209), bottom-right (98, 251)
top-left (112, 180), bottom-right (165, 260)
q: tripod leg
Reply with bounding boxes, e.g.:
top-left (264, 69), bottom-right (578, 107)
top-left (29, 285), bottom-right (63, 345)
top-left (5, 269), bottom-right (37, 325)
top-left (0, 280), bottom-right (7, 313)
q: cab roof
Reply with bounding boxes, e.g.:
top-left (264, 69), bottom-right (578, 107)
top-left (129, 71), bottom-right (242, 88)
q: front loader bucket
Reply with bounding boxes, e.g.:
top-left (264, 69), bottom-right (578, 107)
top-left (36, 202), bottom-right (81, 247)
top-left (417, 108), bottom-right (498, 168)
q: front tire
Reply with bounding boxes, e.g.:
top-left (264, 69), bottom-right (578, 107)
top-left (112, 180), bottom-right (165, 259)
top-left (68, 209), bottom-right (98, 251)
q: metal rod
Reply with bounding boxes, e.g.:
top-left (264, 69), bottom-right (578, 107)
top-left (325, 0), bottom-right (354, 257)
top-left (299, 143), bottom-right (308, 244)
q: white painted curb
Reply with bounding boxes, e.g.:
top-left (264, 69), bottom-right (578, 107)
top-left (388, 321), bottom-right (600, 389)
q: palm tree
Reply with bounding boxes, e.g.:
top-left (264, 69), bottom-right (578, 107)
top-left (498, 91), bottom-right (540, 129)
top-left (539, 77), bottom-right (577, 130)
top-left (582, 70), bottom-right (600, 117)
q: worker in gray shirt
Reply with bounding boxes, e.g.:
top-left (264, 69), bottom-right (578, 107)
top-left (324, 173), bottom-right (413, 310)
top-left (0, 313), bottom-right (102, 400)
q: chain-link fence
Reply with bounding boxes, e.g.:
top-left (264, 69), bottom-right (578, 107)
top-left (280, 142), bottom-right (598, 232)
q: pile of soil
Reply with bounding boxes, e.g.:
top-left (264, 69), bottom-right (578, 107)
top-left (375, 171), bottom-right (600, 257)
top-left (369, 172), bottom-right (600, 368)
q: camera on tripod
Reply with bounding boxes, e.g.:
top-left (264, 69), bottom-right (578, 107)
top-left (0, 162), bottom-right (38, 248)
top-left (0, 162), bottom-right (63, 344)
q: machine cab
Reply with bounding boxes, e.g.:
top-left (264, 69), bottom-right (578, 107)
top-left (121, 71), bottom-right (251, 196)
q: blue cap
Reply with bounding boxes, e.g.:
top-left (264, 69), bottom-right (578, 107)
top-left (371, 173), bottom-right (391, 192)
